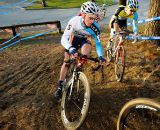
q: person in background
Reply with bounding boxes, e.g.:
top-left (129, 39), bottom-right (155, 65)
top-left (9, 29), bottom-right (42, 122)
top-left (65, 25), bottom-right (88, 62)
top-left (107, 0), bottom-right (139, 52)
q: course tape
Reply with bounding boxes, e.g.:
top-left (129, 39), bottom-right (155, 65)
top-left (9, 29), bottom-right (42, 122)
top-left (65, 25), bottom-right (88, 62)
top-left (0, 29), bottom-right (57, 52)
top-left (128, 16), bottom-right (160, 26)
top-left (0, 39), bottom-right (21, 51)
top-left (126, 36), bottom-right (160, 40)
top-left (0, 33), bottom-right (20, 46)
top-left (0, 0), bottom-right (35, 15)
top-left (21, 29), bottom-right (54, 40)
top-left (0, 0), bottom-right (28, 9)
top-left (23, 0), bottom-right (36, 7)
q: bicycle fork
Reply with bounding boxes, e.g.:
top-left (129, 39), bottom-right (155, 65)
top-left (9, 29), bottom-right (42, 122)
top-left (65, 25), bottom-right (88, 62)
top-left (68, 68), bottom-right (80, 98)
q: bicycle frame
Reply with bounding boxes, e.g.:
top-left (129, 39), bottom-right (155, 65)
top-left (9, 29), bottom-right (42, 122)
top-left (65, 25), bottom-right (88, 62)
top-left (112, 35), bottom-right (125, 58)
top-left (64, 55), bottom-right (100, 98)
top-left (106, 31), bottom-right (129, 82)
top-left (61, 54), bottom-right (100, 130)
top-left (67, 64), bottom-right (80, 98)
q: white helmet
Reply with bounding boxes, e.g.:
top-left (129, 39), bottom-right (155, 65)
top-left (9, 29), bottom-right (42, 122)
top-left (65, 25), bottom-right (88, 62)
top-left (81, 1), bottom-right (99, 14)
top-left (127, 0), bottom-right (139, 11)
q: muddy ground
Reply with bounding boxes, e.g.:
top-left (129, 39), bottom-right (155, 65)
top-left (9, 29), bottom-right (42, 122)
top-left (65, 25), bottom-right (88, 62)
top-left (0, 33), bottom-right (160, 130)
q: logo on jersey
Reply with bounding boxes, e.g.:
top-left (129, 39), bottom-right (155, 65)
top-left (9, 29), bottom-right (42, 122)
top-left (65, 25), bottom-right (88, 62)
top-left (67, 25), bottom-right (72, 30)
top-left (89, 24), bottom-right (100, 36)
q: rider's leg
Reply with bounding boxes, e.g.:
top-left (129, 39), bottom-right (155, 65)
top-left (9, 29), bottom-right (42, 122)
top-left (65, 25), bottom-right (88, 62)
top-left (112, 22), bottom-right (120, 51)
top-left (55, 36), bottom-right (82, 100)
top-left (78, 41), bottom-right (92, 67)
top-left (110, 28), bottom-right (116, 50)
top-left (107, 19), bottom-right (119, 50)
top-left (81, 43), bottom-right (92, 56)
top-left (55, 51), bottom-right (70, 100)
top-left (59, 52), bottom-right (70, 80)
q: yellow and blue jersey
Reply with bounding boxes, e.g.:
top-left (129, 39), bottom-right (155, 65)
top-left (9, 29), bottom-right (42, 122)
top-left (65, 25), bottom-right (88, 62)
top-left (114, 5), bottom-right (138, 34)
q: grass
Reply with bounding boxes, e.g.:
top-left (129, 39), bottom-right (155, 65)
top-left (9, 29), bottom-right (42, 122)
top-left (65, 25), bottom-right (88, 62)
top-left (27, 0), bottom-right (116, 9)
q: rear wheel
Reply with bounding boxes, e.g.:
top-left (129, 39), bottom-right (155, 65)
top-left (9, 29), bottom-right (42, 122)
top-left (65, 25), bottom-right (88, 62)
top-left (117, 98), bottom-right (160, 130)
top-left (115, 46), bottom-right (126, 82)
top-left (61, 72), bottom-right (90, 130)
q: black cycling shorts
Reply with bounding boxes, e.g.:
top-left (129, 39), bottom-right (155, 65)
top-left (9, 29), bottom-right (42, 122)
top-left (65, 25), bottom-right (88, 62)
top-left (111, 19), bottom-right (127, 29)
top-left (65, 36), bottom-right (91, 52)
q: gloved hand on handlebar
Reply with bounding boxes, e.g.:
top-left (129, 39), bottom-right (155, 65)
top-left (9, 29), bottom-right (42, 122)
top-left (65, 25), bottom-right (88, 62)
top-left (68, 46), bottom-right (77, 55)
top-left (99, 56), bottom-right (106, 63)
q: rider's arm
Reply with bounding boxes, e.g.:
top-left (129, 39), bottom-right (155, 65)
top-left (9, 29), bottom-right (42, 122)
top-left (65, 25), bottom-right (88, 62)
top-left (92, 22), bottom-right (104, 57)
top-left (94, 35), bottom-right (104, 57)
top-left (61, 17), bottom-right (76, 50)
top-left (111, 6), bottom-right (124, 31)
top-left (114, 22), bottom-right (120, 32)
top-left (112, 6), bottom-right (124, 19)
top-left (132, 12), bottom-right (138, 34)
top-left (85, 22), bottom-right (104, 57)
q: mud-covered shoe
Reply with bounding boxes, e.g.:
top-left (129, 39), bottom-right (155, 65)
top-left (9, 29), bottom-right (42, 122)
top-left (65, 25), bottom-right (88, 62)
top-left (54, 81), bottom-right (64, 100)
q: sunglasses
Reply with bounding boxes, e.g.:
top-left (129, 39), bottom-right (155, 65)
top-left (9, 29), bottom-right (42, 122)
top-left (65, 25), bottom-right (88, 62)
top-left (88, 16), bottom-right (97, 21)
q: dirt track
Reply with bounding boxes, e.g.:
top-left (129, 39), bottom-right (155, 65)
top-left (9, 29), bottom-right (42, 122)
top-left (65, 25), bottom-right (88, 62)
top-left (0, 34), bottom-right (160, 130)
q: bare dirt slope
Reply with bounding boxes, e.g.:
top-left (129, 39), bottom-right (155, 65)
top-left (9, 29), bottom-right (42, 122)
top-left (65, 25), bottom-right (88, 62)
top-left (0, 34), bottom-right (160, 130)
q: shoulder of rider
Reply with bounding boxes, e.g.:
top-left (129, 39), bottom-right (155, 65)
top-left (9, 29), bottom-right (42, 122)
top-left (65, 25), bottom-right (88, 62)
top-left (65, 16), bottom-right (82, 30)
top-left (91, 22), bottom-right (101, 36)
top-left (114, 5), bottom-right (125, 17)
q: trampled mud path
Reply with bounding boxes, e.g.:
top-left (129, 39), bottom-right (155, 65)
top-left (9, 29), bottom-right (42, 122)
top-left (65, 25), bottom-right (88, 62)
top-left (0, 34), bottom-right (159, 130)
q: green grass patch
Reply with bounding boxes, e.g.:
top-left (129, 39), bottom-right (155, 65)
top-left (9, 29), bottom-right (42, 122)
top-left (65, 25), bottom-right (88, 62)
top-left (27, 0), bottom-right (116, 9)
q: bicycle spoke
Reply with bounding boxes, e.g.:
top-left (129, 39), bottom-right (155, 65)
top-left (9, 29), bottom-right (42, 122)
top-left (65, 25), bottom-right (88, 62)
top-left (117, 98), bottom-right (160, 130)
top-left (132, 108), bottom-right (159, 130)
top-left (61, 72), bottom-right (90, 130)
top-left (71, 100), bottom-right (82, 112)
top-left (115, 46), bottom-right (125, 82)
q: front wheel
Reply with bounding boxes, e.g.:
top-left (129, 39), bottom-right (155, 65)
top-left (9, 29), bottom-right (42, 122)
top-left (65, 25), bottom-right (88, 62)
top-left (61, 72), bottom-right (90, 130)
top-left (117, 98), bottom-right (160, 130)
top-left (115, 46), bottom-right (126, 82)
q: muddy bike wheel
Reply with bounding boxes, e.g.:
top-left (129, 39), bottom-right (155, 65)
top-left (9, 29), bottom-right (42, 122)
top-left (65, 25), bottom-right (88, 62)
top-left (61, 72), bottom-right (90, 130)
top-left (115, 46), bottom-right (126, 82)
top-left (117, 98), bottom-right (160, 130)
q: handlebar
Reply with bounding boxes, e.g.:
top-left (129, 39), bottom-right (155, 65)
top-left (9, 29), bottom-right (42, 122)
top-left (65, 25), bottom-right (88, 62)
top-left (69, 53), bottom-right (101, 71)
top-left (114, 30), bottom-right (134, 36)
top-left (114, 30), bottom-right (139, 43)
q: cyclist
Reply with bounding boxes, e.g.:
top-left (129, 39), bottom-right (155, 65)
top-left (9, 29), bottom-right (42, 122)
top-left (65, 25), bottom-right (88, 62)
top-left (107, 0), bottom-right (139, 51)
top-left (54, 1), bottom-right (106, 100)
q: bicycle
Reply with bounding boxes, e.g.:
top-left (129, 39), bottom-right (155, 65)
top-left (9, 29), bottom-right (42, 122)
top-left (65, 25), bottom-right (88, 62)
top-left (106, 30), bottom-right (134, 82)
top-left (117, 98), bottom-right (160, 130)
top-left (60, 53), bottom-right (100, 130)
